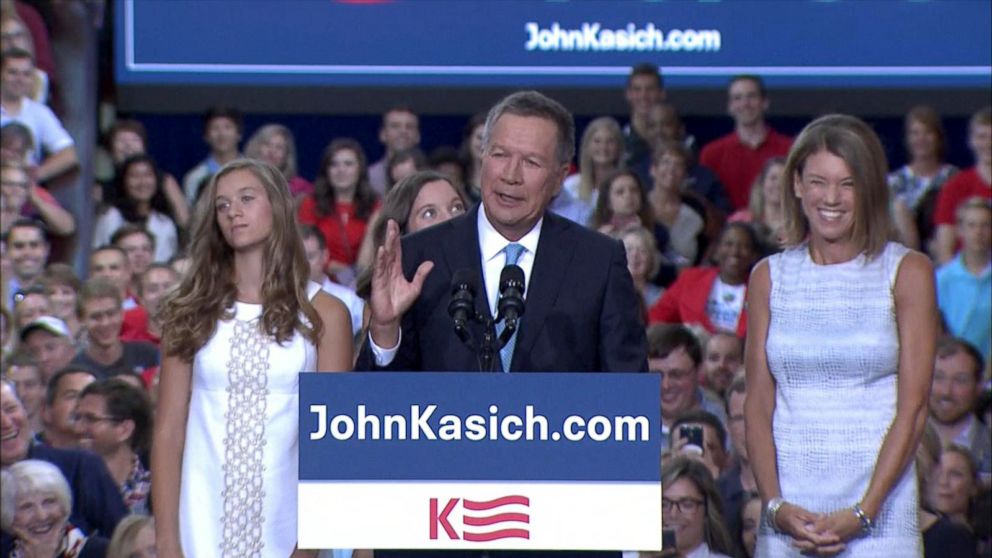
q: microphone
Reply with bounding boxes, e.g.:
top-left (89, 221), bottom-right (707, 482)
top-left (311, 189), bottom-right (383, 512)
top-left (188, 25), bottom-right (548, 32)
top-left (497, 264), bottom-right (526, 333)
top-left (448, 269), bottom-right (477, 342)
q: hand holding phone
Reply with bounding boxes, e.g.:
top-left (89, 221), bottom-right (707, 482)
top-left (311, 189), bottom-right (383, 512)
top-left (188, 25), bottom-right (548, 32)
top-left (678, 424), bottom-right (704, 455)
top-left (661, 528), bottom-right (678, 556)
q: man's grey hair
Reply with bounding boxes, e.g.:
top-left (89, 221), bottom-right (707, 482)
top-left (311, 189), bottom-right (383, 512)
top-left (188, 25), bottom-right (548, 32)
top-left (482, 90), bottom-right (576, 165)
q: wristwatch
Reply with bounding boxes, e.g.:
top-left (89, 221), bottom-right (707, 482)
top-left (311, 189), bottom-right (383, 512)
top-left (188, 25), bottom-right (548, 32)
top-left (765, 497), bottom-right (786, 533)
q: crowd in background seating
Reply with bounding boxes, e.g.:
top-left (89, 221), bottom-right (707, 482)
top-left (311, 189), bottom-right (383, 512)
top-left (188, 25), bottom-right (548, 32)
top-left (0, 4), bottom-right (990, 555)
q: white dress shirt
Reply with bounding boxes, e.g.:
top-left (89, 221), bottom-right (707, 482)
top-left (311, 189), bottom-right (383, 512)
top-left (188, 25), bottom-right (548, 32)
top-left (477, 207), bottom-right (540, 317)
top-left (370, 208), bottom-right (543, 365)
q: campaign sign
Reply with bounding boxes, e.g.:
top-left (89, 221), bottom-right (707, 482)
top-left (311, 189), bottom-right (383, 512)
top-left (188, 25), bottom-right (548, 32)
top-left (298, 372), bottom-right (661, 550)
top-left (118, 0), bottom-right (990, 88)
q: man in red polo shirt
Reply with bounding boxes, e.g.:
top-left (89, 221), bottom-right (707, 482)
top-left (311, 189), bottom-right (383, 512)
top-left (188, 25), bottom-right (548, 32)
top-left (699, 75), bottom-right (792, 211)
top-left (933, 107), bottom-right (992, 263)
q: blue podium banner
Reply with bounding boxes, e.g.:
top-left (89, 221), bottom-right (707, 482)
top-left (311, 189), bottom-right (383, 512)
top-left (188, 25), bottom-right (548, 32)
top-left (298, 372), bottom-right (662, 550)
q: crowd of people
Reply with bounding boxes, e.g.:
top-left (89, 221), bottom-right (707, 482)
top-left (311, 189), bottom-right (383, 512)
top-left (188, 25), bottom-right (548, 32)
top-left (0, 7), bottom-right (990, 556)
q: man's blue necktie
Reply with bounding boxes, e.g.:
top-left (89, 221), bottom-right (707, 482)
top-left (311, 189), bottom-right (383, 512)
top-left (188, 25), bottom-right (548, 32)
top-left (497, 243), bottom-right (524, 372)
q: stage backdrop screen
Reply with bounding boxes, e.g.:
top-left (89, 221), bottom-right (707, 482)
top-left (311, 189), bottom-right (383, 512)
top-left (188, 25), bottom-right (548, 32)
top-left (116, 0), bottom-right (990, 89)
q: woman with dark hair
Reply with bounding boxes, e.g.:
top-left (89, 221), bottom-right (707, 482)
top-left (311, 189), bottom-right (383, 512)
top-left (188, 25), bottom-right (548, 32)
top-left (661, 455), bottom-right (736, 558)
top-left (93, 154), bottom-right (179, 262)
top-left (356, 170), bottom-right (468, 299)
top-left (647, 222), bottom-right (760, 338)
top-left (930, 445), bottom-right (982, 530)
top-left (739, 492), bottom-right (762, 558)
top-left (152, 159), bottom-right (353, 558)
top-left (386, 147), bottom-right (428, 190)
top-left (590, 169), bottom-right (655, 234)
top-left (746, 114), bottom-right (936, 557)
top-left (647, 141), bottom-right (707, 267)
top-left (100, 119), bottom-right (190, 228)
top-left (298, 138), bottom-right (379, 286)
top-left (590, 169), bottom-right (676, 280)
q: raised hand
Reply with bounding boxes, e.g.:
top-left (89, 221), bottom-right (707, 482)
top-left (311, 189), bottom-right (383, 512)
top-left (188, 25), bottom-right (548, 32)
top-left (369, 219), bottom-right (434, 347)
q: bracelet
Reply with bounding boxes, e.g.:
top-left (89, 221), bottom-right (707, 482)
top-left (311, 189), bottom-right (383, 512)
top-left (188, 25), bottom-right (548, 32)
top-left (851, 502), bottom-right (874, 534)
top-left (765, 497), bottom-right (786, 533)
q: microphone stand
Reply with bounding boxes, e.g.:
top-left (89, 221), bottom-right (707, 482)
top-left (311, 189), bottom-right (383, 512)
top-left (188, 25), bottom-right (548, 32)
top-left (479, 314), bottom-right (498, 373)
top-left (455, 310), bottom-right (509, 373)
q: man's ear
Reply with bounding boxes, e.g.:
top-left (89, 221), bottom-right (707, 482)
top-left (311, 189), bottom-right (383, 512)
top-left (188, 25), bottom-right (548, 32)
top-left (117, 418), bottom-right (136, 446)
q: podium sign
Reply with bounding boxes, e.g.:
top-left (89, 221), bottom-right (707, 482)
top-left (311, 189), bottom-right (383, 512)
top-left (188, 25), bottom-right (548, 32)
top-left (298, 372), bottom-right (661, 550)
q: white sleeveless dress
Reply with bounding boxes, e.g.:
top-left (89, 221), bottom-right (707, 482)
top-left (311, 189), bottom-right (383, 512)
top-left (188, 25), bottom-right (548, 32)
top-left (179, 283), bottom-right (320, 558)
top-left (757, 242), bottom-right (922, 557)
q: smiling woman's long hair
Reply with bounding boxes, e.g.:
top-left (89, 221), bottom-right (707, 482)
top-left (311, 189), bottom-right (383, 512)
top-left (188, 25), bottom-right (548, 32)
top-left (110, 154), bottom-right (173, 224)
top-left (159, 159), bottom-right (321, 361)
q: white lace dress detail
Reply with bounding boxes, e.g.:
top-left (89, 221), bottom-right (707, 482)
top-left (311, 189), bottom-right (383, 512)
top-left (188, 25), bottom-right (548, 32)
top-left (756, 242), bottom-right (922, 557)
top-left (180, 282), bottom-right (320, 558)
top-left (220, 320), bottom-right (270, 556)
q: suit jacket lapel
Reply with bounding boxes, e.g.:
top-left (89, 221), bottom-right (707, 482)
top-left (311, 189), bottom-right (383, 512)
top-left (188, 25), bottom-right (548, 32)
top-left (514, 212), bottom-right (574, 364)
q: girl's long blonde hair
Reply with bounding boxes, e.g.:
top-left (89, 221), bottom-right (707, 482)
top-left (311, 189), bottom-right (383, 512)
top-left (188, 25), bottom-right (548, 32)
top-left (159, 159), bottom-right (321, 361)
top-left (575, 116), bottom-right (624, 203)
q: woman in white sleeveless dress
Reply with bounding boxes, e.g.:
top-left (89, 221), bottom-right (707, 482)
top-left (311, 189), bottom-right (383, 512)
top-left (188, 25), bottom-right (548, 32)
top-left (744, 115), bottom-right (937, 557)
top-left (151, 160), bottom-right (353, 558)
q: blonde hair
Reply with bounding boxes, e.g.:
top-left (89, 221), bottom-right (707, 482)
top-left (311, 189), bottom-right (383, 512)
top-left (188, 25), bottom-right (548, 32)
top-left (620, 225), bottom-right (661, 281)
top-left (575, 116), bottom-right (624, 203)
top-left (747, 156), bottom-right (785, 224)
top-left (243, 123), bottom-right (299, 180)
top-left (107, 515), bottom-right (154, 558)
top-left (780, 114), bottom-right (893, 258)
top-left (159, 159), bottom-right (321, 361)
top-left (970, 106), bottom-right (991, 131)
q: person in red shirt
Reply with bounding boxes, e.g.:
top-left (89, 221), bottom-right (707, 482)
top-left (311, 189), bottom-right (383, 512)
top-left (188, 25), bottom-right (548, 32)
top-left (648, 222), bottom-right (761, 337)
top-left (699, 75), bottom-right (792, 211)
top-left (297, 137), bottom-right (379, 287)
top-left (933, 107), bottom-right (991, 263)
top-left (121, 263), bottom-right (179, 346)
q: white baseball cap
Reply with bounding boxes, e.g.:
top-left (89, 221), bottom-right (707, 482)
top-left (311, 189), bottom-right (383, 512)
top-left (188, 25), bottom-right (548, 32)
top-left (19, 315), bottom-right (72, 342)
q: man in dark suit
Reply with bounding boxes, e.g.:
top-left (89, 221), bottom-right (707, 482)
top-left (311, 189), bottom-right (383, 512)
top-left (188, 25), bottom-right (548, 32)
top-left (358, 91), bottom-right (648, 557)
top-left (362, 90), bottom-right (647, 374)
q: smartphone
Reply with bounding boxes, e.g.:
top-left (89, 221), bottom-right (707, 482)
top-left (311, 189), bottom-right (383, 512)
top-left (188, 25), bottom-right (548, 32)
top-left (662, 527), bottom-right (677, 551)
top-left (679, 424), bottom-right (704, 455)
